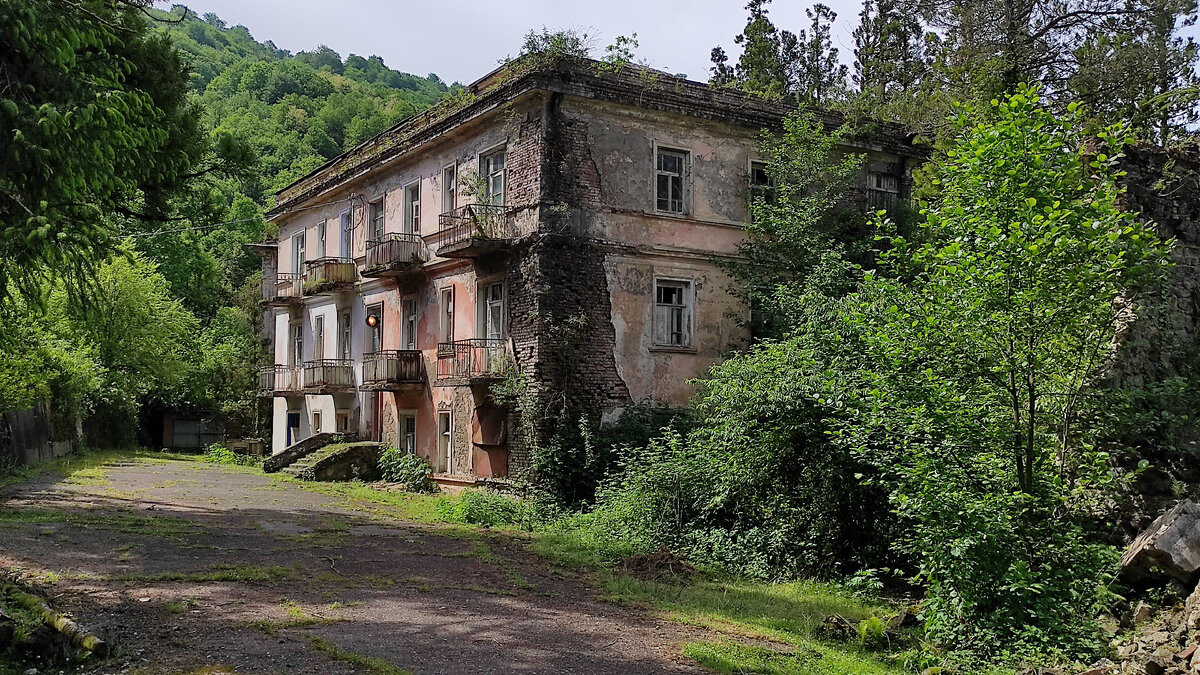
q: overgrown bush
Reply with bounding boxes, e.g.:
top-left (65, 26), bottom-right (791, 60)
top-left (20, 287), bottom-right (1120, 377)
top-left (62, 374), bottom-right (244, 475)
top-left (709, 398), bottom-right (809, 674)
top-left (436, 489), bottom-right (527, 528)
top-left (201, 443), bottom-right (260, 467)
top-left (377, 447), bottom-right (436, 493)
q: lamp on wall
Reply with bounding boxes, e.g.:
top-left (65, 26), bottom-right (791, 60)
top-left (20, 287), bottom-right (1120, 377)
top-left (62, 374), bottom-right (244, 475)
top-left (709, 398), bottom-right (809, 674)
top-left (365, 313), bottom-right (379, 328)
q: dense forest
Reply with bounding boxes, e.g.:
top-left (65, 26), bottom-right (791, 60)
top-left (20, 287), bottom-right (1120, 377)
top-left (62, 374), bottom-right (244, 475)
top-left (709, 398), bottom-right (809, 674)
top-left (3, 0), bottom-right (1200, 671)
top-left (1, 3), bottom-right (450, 447)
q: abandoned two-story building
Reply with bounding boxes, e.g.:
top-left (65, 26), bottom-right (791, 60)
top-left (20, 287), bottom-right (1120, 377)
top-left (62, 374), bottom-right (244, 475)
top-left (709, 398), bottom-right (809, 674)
top-left (253, 56), bottom-right (918, 483)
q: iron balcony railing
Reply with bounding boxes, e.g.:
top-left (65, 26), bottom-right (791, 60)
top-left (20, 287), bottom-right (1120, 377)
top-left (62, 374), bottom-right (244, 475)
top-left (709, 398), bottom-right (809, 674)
top-left (362, 350), bottom-right (425, 387)
top-left (436, 339), bottom-right (509, 380)
top-left (261, 273), bottom-right (302, 302)
top-left (303, 359), bottom-right (355, 391)
top-left (257, 365), bottom-right (302, 395)
top-left (366, 233), bottom-right (428, 268)
top-left (437, 204), bottom-right (513, 249)
top-left (302, 257), bottom-right (356, 293)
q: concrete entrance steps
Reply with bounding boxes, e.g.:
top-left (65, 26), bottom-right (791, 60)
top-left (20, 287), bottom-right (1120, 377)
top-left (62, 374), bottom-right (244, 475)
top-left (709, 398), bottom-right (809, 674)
top-left (263, 432), bottom-right (348, 473)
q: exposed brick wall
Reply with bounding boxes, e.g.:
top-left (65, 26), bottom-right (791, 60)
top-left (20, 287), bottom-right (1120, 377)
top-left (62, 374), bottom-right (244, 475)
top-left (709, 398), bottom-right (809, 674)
top-left (498, 93), bottom-right (634, 479)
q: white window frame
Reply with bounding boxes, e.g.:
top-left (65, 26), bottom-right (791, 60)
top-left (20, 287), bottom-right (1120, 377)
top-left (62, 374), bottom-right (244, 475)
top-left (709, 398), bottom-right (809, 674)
top-left (369, 198), bottom-right (385, 243)
top-left (366, 302), bottom-right (383, 353)
top-left (403, 182), bottom-right (421, 234)
top-left (441, 163), bottom-right (457, 215)
top-left (290, 322), bottom-right (303, 366)
top-left (398, 409), bottom-right (417, 455)
top-left (291, 231), bottom-right (306, 275)
top-left (339, 209), bottom-right (353, 258)
top-left (403, 298), bottom-right (418, 350)
top-left (653, 145), bottom-right (690, 215)
top-left (313, 315), bottom-right (325, 360)
top-left (312, 410), bottom-right (322, 434)
top-left (476, 280), bottom-right (505, 341)
top-left (437, 410), bottom-right (453, 474)
top-left (338, 310), bottom-right (352, 361)
top-left (439, 287), bottom-right (454, 343)
top-left (316, 220), bottom-right (326, 258)
top-left (652, 277), bottom-right (694, 349)
top-left (480, 148), bottom-right (506, 206)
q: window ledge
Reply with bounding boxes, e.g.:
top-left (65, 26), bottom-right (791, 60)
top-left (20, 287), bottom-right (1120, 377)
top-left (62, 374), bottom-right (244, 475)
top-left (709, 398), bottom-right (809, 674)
top-left (649, 345), bottom-right (697, 354)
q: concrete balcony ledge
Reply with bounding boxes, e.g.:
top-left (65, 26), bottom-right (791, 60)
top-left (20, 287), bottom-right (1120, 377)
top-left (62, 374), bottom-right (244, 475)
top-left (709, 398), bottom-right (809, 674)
top-left (303, 359), bottom-right (356, 394)
top-left (302, 257), bottom-right (356, 295)
top-left (360, 350), bottom-right (426, 390)
top-left (257, 365), bottom-right (303, 397)
top-left (363, 234), bottom-right (428, 279)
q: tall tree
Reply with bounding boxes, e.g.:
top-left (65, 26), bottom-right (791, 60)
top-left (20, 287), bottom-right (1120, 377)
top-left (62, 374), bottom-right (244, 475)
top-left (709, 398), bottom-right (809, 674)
top-left (0, 0), bottom-right (249, 306)
top-left (709, 0), bottom-right (847, 105)
top-left (852, 0), bottom-right (930, 104)
top-left (796, 4), bottom-right (850, 106)
top-left (1071, 0), bottom-right (1200, 144)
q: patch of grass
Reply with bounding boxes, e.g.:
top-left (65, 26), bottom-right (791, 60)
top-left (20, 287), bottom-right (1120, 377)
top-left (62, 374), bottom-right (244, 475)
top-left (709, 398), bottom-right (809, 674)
top-left (270, 475), bottom-right (452, 524)
top-left (165, 596), bottom-right (197, 613)
top-left (249, 599), bottom-right (341, 634)
top-left (306, 635), bottom-right (412, 675)
top-left (599, 575), bottom-right (909, 673)
top-left (62, 464), bottom-right (109, 487)
top-left (0, 447), bottom-right (203, 490)
top-left (113, 563), bottom-right (301, 584)
top-left (0, 507), bottom-right (202, 540)
top-left (685, 640), bottom-right (902, 675)
top-left (505, 569), bottom-right (534, 590)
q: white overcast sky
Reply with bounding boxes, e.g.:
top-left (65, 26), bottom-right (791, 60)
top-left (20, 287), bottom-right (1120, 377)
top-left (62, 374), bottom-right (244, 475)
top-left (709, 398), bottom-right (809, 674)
top-left (158, 0), bottom-right (867, 85)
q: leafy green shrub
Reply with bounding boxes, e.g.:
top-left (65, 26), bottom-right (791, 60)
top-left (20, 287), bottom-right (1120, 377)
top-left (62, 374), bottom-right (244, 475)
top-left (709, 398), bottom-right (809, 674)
top-left (377, 448), bottom-right (435, 493)
top-left (436, 490), bottom-right (527, 528)
top-left (202, 443), bottom-right (260, 467)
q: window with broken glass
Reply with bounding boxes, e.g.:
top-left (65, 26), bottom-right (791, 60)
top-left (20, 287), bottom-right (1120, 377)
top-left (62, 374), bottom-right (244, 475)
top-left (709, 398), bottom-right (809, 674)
top-left (656, 149), bottom-right (687, 214)
top-left (654, 279), bottom-right (693, 347)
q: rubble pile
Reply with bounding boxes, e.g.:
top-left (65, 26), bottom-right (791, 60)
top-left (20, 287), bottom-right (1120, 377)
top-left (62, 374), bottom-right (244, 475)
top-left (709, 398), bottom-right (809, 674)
top-left (1108, 500), bottom-right (1200, 675)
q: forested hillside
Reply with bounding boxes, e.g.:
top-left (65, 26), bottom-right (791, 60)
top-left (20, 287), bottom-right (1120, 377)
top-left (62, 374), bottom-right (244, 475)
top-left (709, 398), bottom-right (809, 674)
top-left (150, 6), bottom-right (451, 201)
top-left (0, 3), bottom-right (451, 449)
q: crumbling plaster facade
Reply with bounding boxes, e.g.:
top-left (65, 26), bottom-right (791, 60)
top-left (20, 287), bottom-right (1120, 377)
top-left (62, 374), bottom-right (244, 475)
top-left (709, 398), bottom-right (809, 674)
top-left (256, 58), bottom-right (920, 482)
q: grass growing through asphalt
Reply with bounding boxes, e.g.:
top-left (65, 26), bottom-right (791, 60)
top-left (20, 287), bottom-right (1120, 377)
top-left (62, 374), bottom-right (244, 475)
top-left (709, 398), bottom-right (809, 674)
top-left (306, 635), bottom-right (412, 675)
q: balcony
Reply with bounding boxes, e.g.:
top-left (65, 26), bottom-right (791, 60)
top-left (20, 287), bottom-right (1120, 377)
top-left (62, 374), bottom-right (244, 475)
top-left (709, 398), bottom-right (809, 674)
top-left (436, 339), bottom-right (510, 383)
top-left (360, 350), bottom-right (426, 390)
top-left (437, 204), bottom-right (515, 258)
top-left (258, 365), bottom-right (302, 397)
top-left (362, 233), bottom-right (428, 279)
top-left (302, 257), bottom-right (356, 296)
top-left (261, 273), bottom-right (302, 306)
top-left (303, 359), bottom-right (355, 394)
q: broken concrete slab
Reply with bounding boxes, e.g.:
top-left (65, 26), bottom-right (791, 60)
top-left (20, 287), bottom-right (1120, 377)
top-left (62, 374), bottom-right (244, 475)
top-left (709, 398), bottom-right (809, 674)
top-left (1121, 500), bottom-right (1200, 585)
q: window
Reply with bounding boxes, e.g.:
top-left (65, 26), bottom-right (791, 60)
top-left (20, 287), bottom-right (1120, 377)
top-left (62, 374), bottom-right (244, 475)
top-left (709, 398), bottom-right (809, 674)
top-left (866, 168), bottom-right (900, 210)
top-left (339, 210), bottom-right (353, 257)
top-left (313, 316), bottom-right (325, 360)
top-left (439, 287), bottom-right (454, 343)
top-left (748, 161), bottom-right (778, 223)
top-left (403, 183), bottom-right (420, 234)
top-left (291, 232), bottom-right (305, 274)
top-left (312, 411), bottom-right (322, 434)
top-left (404, 299), bottom-right (417, 350)
top-left (442, 164), bottom-right (457, 214)
top-left (654, 279), bottom-right (693, 348)
top-left (655, 148), bottom-right (688, 214)
top-left (336, 411), bottom-right (350, 433)
top-left (436, 411), bottom-right (452, 473)
top-left (339, 311), bottom-right (352, 360)
top-left (369, 199), bottom-right (385, 242)
top-left (400, 413), bottom-right (416, 454)
top-left (366, 303), bottom-right (382, 353)
top-left (291, 323), bottom-right (303, 366)
top-left (478, 282), bottom-right (504, 341)
top-left (316, 220), bottom-right (326, 257)
top-left (481, 150), bottom-right (506, 206)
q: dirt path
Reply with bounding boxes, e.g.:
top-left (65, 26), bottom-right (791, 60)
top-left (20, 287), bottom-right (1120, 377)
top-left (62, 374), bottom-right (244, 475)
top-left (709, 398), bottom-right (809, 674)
top-left (0, 457), bottom-right (705, 674)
